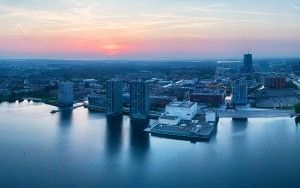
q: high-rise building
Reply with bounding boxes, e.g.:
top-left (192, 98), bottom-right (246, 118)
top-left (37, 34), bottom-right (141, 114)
top-left (106, 79), bottom-right (123, 116)
top-left (243, 53), bottom-right (253, 73)
top-left (129, 80), bottom-right (149, 120)
top-left (231, 79), bottom-right (248, 105)
top-left (58, 82), bottom-right (74, 107)
top-left (88, 94), bottom-right (106, 112)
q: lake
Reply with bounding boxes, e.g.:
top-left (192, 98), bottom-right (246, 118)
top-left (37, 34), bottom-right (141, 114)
top-left (0, 101), bottom-right (300, 187)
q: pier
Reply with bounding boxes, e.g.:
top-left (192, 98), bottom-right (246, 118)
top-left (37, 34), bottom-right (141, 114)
top-left (50, 103), bottom-right (85, 114)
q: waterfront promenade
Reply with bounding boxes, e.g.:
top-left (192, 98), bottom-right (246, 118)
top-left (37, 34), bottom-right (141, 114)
top-left (217, 108), bottom-right (295, 119)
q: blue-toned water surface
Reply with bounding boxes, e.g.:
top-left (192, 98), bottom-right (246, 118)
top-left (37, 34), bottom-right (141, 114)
top-left (0, 101), bottom-right (300, 187)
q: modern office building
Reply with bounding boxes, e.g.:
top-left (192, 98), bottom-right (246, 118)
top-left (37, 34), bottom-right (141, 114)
top-left (106, 79), bottom-right (123, 116)
top-left (243, 53), bottom-right (253, 73)
top-left (129, 80), bottom-right (149, 120)
top-left (58, 82), bottom-right (74, 107)
top-left (231, 79), bottom-right (248, 105)
top-left (88, 94), bottom-right (106, 112)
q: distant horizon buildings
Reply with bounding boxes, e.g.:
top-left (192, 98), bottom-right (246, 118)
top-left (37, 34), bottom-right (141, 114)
top-left (106, 79), bottom-right (123, 116)
top-left (259, 61), bottom-right (270, 73)
top-left (58, 82), bottom-right (74, 107)
top-left (190, 87), bottom-right (226, 106)
top-left (215, 67), bottom-right (231, 77)
top-left (264, 74), bottom-right (288, 89)
top-left (240, 53), bottom-right (253, 73)
top-left (129, 80), bottom-right (149, 120)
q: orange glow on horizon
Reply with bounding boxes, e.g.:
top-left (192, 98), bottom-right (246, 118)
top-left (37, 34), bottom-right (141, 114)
top-left (99, 43), bottom-right (129, 56)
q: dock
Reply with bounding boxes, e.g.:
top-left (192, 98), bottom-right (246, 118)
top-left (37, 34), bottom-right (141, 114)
top-left (50, 103), bottom-right (85, 114)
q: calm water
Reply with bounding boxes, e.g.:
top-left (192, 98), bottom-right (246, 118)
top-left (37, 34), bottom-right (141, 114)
top-left (1, 101), bottom-right (300, 188)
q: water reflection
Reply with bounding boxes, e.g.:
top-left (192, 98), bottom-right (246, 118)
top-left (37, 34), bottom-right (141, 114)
top-left (295, 116), bottom-right (300, 126)
top-left (56, 109), bottom-right (73, 151)
top-left (129, 119), bottom-right (150, 160)
top-left (58, 109), bottom-right (73, 127)
top-left (2, 103), bottom-right (300, 187)
top-left (209, 124), bottom-right (218, 142)
top-left (231, 119), bottom-right (248, 133)
top-left (105, 116), bottom-right (123, 156)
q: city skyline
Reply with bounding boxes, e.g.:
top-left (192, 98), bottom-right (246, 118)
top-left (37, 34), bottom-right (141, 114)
top-left (0, 0), bottom-right (300, 59)
top-left (1, 1), bottom-right (300, 187)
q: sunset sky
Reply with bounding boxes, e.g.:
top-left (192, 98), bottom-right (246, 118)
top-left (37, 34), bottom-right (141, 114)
top-left (0, 0), bottom-right (299, 59)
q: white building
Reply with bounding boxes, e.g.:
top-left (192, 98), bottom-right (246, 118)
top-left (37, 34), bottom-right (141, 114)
top-left (58, 82), bottom-right (74, 107)
top-left (165, 101), bottom-right (197, 120)
top-left (159, 101), bottom-right (197, 125)
top-left (158, 115), bottom-right (181, 125)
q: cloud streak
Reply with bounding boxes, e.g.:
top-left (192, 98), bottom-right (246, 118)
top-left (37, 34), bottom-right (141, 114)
top-left (290, 2), bottom-right (300, 11)
top-left (0, 0), bottom-right (299, 59)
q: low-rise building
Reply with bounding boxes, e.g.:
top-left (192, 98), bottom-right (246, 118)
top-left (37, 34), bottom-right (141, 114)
top-left (150, 101), bottom-right (218, 141)
top-left (215, 67), bottom-right (230, 77)
top-left (190, 87), bottom-right (225, 105)
top-left (264, 74), bottom-right (288, 89)
top-left (150, 95), bottom-right (177, 108)
top-left (165, 101), bottom-right (197, 120)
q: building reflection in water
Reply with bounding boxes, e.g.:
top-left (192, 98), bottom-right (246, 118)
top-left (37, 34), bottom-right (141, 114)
top-left (58, 109), bottom-right (73, 127)
top-left (231, 119), bottom-right (248, 133)
top-left (56, 109), bottom-right (73, 151)
top-left (209, 124), bottom-right (218, 142)
top-left (129, 119), bottom-right (150, 160)
top-left (295, 116), bottom-right (300, 126)
top-left (105, 115), bottom-right (123, 156)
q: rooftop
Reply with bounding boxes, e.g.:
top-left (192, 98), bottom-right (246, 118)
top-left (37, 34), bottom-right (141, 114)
top-left (193, 88), bottom-right (225, 95)
top-left (160, 114), bottom-right (180, 120)
top-left (149, 112), bottom-right (217, 140)
top-left (167, 101), bottom-right (196, 108)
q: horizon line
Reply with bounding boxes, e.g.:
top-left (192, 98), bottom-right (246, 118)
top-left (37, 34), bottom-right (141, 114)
top-left (0, 56), bottom-right (299, 62)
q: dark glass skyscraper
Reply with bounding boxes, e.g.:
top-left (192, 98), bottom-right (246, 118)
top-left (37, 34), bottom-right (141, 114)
top-left (106, 79), bottom-right (123, 116)
top-left (129, 80), bottom-right (149, 120)
top-left (232, 79), bottom-right (248, 105)
top-left (243, 53), bottom-right (253, 73)
top-left (58, 82), bottom-right (74, 107)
